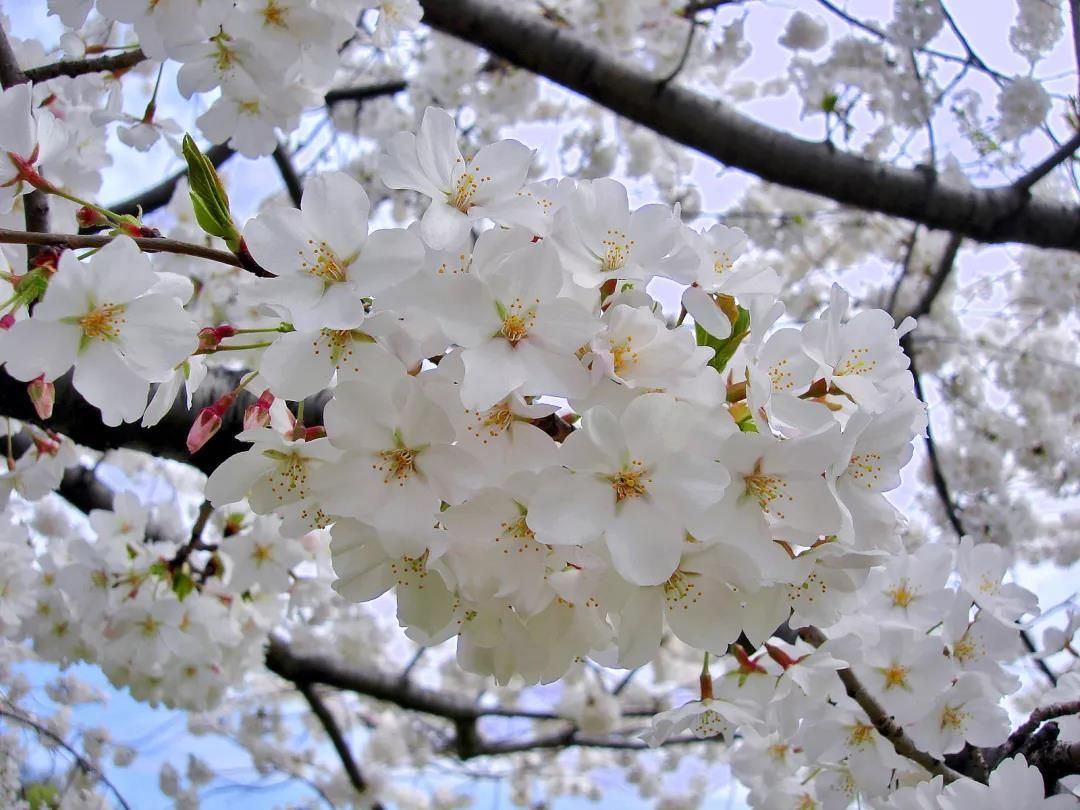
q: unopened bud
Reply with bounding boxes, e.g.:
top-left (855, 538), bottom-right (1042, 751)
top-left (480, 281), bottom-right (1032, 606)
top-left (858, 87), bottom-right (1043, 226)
top-left (197, 324), bottom-right (237, 352)
top-left (114, 216), bottom-right (161, 239)
top-left (27, 375), bottom-right (54, 420)
top-left (186, 390), bottom-right (238, 454)
top-left (76, 206), bottom-right (109, 229)
top-left (243, 389), bottom-right (274, 430)
top-left (0, 313), bottom-right (14, 330)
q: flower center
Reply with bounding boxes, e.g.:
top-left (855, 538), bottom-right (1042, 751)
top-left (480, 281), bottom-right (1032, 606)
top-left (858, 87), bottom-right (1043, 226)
top-left (940, 704), bottom-right (966, 730)
top-left (600, 228), bottom-right (633, 273)
top-left (847, 721), bottom-right (874, 749)
top-left (78, 303), bottom-right (126, 341)
top-left (449, 167), bottom-right (486, 212)
top-left (608, 460), bottom-right (650, 501)
top-left (835, 346), bottom-right (877, 376)
top-left (609, 337), bottom-right (638, 377)
top-left (375, 447), bottom-right (417, 485)
top-left (743, 460), bottom-right (792, 519)
top-left (886, 580), bottom-right (915, 608)
top-left (497, 298), bottom-right (538, 346)
top-left (880, 663), bottom-right (910, 690)
top-left (261, 0), bottom-right (287, 27)
top-left (302, 240), bottom-right (347, 283)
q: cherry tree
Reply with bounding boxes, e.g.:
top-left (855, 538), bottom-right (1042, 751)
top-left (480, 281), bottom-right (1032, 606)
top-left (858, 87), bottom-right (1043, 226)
top-left (0, 0), bottom-right (1078, 807)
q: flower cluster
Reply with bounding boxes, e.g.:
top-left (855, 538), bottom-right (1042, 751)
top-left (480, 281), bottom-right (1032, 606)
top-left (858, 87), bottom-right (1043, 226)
top-left (192, 106), bottom-right (929, 686)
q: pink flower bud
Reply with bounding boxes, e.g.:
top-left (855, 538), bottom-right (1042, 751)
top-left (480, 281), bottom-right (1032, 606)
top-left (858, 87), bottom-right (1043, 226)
top-left (187, 391), bottom-right (238, 454)
top-left (243, 389), bottom-right (274, 430)
top-left (197, 325), bottom-right (237, 352)
top-left (0, 313), bottom-right (14, 330)
top-left (27, 375), bottom-right (54, 420)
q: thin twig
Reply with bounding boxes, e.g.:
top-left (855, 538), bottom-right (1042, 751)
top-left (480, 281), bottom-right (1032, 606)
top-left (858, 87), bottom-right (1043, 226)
top-left (813, 0), bottom-right (1007, 81)
top-left (1020, 629), bottom-right (1060, 687)
top-left (296, 682), bottom-right (378, 803)
top-left (24, 48), bottom-right (148, 82)
top-left (887, 224), bottom-right (920, 318)
top-left (0, 227), bottom-right (269, 275)
top-left (272, 141), bottom-right (304, 207)
top-left (1011, 131), bottom-right (1080, 193)
top-left (659, 16), bottom-right (698, 85)
top-left (0, 707), bottom-right (134, 810)
top-left (904, 336), bottom-right (965, 541)
top-left (907, 231), bottom-right (963, 321)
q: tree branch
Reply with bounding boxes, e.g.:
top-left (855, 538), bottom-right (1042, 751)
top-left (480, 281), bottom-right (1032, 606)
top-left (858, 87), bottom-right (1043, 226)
top-left (296, 682), bottom-right (380, 804)
top-left (323, 79), bottom-right (408, 107)
top-left (1012, 131), bottom-right (1080, 193)
top-left (0, 706), bottom-right (133, 810)
top-left (799, 627), bottom-right (964, 783)
top-left (1071, 0), bottom-right (1080, 96)
top-left (272, 140), bottom-right (304, 207)
top-left (109, 81), bottom-right (405, 219)
top-left (24, 48), bottom-right (148, 82)
top-left (0, 227), bottom-right (267, 274)
top-left (999, 700), bottom-right (1080, 763)
top-left (419, 0), bottom-right (1080, 251)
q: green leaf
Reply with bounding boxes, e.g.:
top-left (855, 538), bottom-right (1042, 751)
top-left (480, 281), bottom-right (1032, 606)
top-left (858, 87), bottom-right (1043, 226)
top-left (148, 560), bottom-right (168, 579)
top-left (172, 571), bottom-right (195, 601)
top-left (695, 303), bottom-right (751, 375)
top-left (182, 134), bottom-right (240, 251)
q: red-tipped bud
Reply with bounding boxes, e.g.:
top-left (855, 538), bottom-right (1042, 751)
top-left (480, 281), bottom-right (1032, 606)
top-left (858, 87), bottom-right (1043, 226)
top-left (76, 206), bottom-right (109, 229)
top-left (243, 389), bottom-right (274, 430)
top-left (114, 216), bottom-right (162, 239)
top-left (27, 375), bottom-right (54, 420)
top-left (763, 643), bottom-right (797, 670)
top-left (186, 390), bottom-right (238, 454)
top-left (0, 313), bottom-right (14, 330)
top-left (197, 324), bottom-right (237, 352)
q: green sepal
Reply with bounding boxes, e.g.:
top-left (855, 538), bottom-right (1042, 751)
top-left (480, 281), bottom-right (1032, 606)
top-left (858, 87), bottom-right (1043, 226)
top-left (695, 302), bottom-right (751, 375)
top-left (172, 571), bottom-right (195, 601)
top-left (182, 134), bottom-right (241, 251)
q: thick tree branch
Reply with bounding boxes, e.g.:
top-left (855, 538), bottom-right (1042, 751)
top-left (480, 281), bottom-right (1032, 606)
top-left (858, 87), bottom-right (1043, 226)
top-left (24, 48), bottom-right (148, 82)
top-left (419, 0), bottom-right (1080, 251)
top-left (0, 366), bottom-right (266, 477)
top-left (999, 701), bottom-right (1080, 762)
